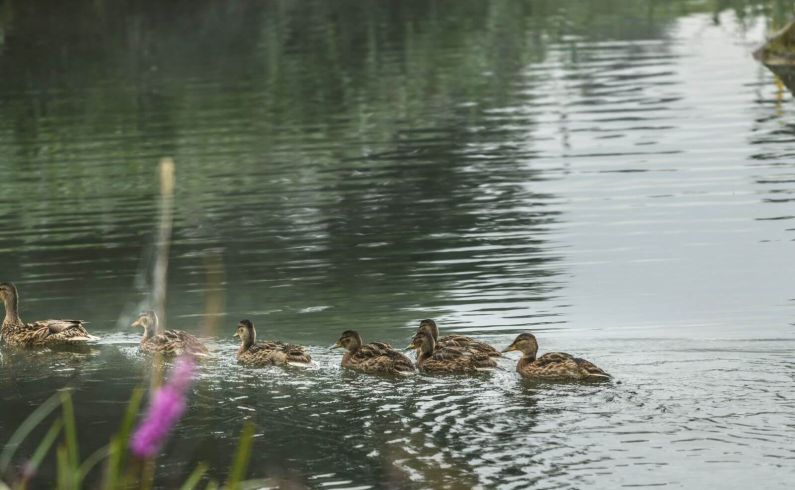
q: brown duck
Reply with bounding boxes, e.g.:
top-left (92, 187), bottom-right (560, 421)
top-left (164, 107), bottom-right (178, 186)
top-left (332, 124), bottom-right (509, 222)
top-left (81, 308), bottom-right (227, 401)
top-left (409, 330), bottom-right (497, 373)
top-left (131, 310), bottom-right (209, 357)
top-left (0, 282), bottom-right (98, 346)
top-left (502, 333), bottom-right (610, 380)
top-left (416, 319), bottom-right (500, 357)
top-left (334, 330), bottom-right (414, 375)
top-left (234, 319), bottom-right (311, 367)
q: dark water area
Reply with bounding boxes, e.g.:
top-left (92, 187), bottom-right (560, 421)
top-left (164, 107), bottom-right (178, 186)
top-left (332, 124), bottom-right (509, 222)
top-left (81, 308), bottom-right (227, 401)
top-left (1, 0), bottom-right (794, 488)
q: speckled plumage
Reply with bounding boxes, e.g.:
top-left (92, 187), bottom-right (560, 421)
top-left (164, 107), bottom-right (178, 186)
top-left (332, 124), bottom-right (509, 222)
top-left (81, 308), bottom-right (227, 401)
top-left (335, 330), bottom-right (414, 375)
top-left (132, 311), bottom-right (209, 357)
top-left (503, 333), bottom-right (610, 380)
top-left (235, 319), bottom-right (311, 367)
top-left (410, 331), bottom-right (497, 373)
top-left (417, 319), bottom-right (500, 358)
top-left (0, 282), bottom-right (98, 346)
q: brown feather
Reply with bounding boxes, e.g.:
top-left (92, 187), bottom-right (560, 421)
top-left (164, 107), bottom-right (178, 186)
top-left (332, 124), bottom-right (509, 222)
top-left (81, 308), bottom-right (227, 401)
top-left (337, 332), bottom-right (414, 375)
top-left (345, 343), bottom-right (414, 375)
top-left (2, 319), bottom-right (97, 346)
top-left (437, 334), bottom-right (501, 357)
top-left (518, 352), bottom-right (610, 380)
top-left (141, 329), bottom-right (210, 357)
top-left (413, 332), bottom-right (497, 374)
top-left (238, 340), bottom-right (311, 366)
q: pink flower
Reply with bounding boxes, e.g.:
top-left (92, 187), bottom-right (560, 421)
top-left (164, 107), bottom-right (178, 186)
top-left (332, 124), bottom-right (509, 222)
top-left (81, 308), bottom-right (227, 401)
top-left (130, 356), bottom-right (195, 458)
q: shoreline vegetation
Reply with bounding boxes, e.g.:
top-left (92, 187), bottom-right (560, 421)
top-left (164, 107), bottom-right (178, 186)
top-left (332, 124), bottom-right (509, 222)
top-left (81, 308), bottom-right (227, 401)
top-left (0, 363), bottom-right (255, 490)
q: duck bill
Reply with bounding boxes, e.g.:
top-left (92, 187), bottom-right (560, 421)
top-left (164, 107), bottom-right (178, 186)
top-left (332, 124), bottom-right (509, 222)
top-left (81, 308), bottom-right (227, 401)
top-left (405, 342), bottom-right (418, 351)
top-left (130, 319), bottom-right (142, 328)
top-left (330, 341), bottom-right (342, 349)
top-left (233, 332), bottom-right (240, 339)
top-left (501, 344), bottom-right (517, 353)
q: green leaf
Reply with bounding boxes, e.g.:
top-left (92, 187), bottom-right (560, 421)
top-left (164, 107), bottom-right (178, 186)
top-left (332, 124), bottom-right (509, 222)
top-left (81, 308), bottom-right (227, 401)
top-left (59, 392), bottom-right (79, 485)
top-left (0, 393), bottom-right (62, 473)
top-left (77, 445), bottom-right (109, 485)
top-left (25, 418), bottom-right (63, 475)
top-left (55, 445), bottom-right (69, 490)
top-left (225, 423), bottom-right (255, 490)
top-left (104, 387), bottom-right (144, 490)
top-left (179, 463), bottom-right (207, 490)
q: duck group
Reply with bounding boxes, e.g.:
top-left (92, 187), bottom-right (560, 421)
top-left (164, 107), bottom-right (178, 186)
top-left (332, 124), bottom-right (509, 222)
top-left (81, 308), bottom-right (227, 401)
top-left (0, 281), bottom-right (610, 381)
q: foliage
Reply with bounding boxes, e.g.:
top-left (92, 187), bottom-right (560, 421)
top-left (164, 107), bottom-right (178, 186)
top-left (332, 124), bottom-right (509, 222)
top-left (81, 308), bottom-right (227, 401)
top-left (0, 385), bottom-right (254, 489)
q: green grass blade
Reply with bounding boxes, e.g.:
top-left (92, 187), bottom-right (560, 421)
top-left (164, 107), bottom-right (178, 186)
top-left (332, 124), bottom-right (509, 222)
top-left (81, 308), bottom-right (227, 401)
top-left (224, 423), bottom-right (255, 490)
top-left (0, 393), bottom-right (62, 473)
top-left (59, 392), bottom-right (79, 481)
top-left (104, 387), bottom-right (144, 490)
top-left (179, 463), bottom-right (207, 490)
top-left (55, 445), bottom-right (68, 490)
top-left (19, 418), bottom-right (63, 486)
top-left (77, 445), bottom-right (109, 485)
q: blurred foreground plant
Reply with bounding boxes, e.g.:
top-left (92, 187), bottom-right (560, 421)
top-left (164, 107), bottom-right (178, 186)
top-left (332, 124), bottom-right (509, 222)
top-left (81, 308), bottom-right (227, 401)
top-left (0, 357), bottom-right (254, 489)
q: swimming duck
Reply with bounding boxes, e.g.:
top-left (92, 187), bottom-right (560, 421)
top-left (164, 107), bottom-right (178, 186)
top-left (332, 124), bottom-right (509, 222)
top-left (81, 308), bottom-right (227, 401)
top-left (334, 330), bottom-right (414, 375)
top-left (0, 282), bottom-right (98, 346)
top-left (502, 333), bottom-right (610, 380)
top-left (408, 330), bottom-right (496, 373)
top-left (416, 319), bottom-right (500, 357)
top-left (234, 319), bottom-right (311, 367)
top-left (131, 311), bottom-right (209, 357)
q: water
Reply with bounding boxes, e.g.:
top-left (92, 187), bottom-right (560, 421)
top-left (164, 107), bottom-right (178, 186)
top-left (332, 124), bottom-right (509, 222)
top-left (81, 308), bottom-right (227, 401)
top-left (1, 0), bottom-right (794, 488)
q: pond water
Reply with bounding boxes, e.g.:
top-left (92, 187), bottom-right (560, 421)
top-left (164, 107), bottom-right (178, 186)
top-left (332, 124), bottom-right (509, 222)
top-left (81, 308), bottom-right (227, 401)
top-left (1, 1), bottom-right (794, 488)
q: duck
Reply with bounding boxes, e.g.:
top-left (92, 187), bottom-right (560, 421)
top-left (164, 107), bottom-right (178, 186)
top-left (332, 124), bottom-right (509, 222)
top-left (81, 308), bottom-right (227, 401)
top-left (333, 330), bottom-right (414, 375)
top-left (502, 333), bottom-right (610, 380)
top-left (0, 282), bottom-right (98, 346)
top-left (408, 330), bottom-right (497, 373)
top-left (131, 310), bottom-right (209, 357)
top-left (234, 319), bottom-right (311, 367)
top-left (416, 319), bottom-right (500, 357)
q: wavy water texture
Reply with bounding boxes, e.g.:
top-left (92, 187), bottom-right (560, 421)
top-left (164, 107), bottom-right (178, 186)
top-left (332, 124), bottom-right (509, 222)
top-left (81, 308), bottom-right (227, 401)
top-left (1, 1), bottom-right (795, 488)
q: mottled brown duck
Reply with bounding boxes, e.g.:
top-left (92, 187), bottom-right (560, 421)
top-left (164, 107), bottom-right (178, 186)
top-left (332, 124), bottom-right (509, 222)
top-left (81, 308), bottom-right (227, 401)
top-left (416, 319), bottom-right (500, 357)
top-left (131, 311), bottom-right (209, 357)
top-left (234, 319), bottom-right (311, 367)
top-left (334, 330), bottom-right (414, 375)
top-left (502, 333), bottom-right (610, 380)
top-left (408, 330), bottom-right (496, 373)
top-left (0, 282), bottom-right (98, 346)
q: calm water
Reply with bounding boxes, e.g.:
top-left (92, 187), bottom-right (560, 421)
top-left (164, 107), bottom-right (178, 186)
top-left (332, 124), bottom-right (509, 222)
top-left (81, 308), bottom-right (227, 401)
top-left (1, 0), bottom-right (794, 488)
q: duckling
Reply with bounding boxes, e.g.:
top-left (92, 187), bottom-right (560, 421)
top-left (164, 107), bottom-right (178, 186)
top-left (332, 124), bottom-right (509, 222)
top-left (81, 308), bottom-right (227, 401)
top-left (234, 319), bottom-right (311, 367)
top-left (502, 333), bottom-right (610, 380)
top-left (416, 319), bottom-right (500, 357)
top-left (131, 311), bottom-right (209, 357)
top-left (334, 330), bottom-right (414, 375)
top-left (409, 330), bottom-right (496, 373)
top-left (0, 282), bottom-right (98, 346)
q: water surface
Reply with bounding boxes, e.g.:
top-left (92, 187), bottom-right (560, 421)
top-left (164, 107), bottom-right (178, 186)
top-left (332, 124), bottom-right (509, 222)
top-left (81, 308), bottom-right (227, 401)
top-left (1, 1), bottom-right (794, 488)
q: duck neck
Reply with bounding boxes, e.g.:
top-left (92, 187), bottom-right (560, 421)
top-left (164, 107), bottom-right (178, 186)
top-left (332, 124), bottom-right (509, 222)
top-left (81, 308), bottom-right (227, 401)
top-left (239, 327), bottom-right (256, 353)
top-left (342, 343), bottom-right (360, 366)
top-left (141, 323), bottom-right (155, 341)
top-left (2, 292), bottom-right (21, 326)
top-left (517, 352), bottom-right (536, 372)
top-left (417, 338), bottom-right (435, 366)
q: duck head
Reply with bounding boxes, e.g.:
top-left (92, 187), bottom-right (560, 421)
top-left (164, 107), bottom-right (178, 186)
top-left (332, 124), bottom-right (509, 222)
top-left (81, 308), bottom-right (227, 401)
top-left (234, 319), bottom-right (256, 349)
top-left (408, 330), bottom-right (436, 356)
top-left (502, 333), bottom-right (539, 360)
top-left (416, 319), bottom-right (439, 341)
top-left (0, 282), bottom-right (19, 320)
top-left (131, 311), bottom-right (158, 339)
top-left (334, 330), bottom-right (363, 352)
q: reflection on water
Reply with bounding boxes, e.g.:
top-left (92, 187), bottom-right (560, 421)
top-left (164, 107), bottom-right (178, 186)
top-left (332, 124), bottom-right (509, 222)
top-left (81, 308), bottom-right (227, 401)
top-left (1, 0), bottom-right (795, 488)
